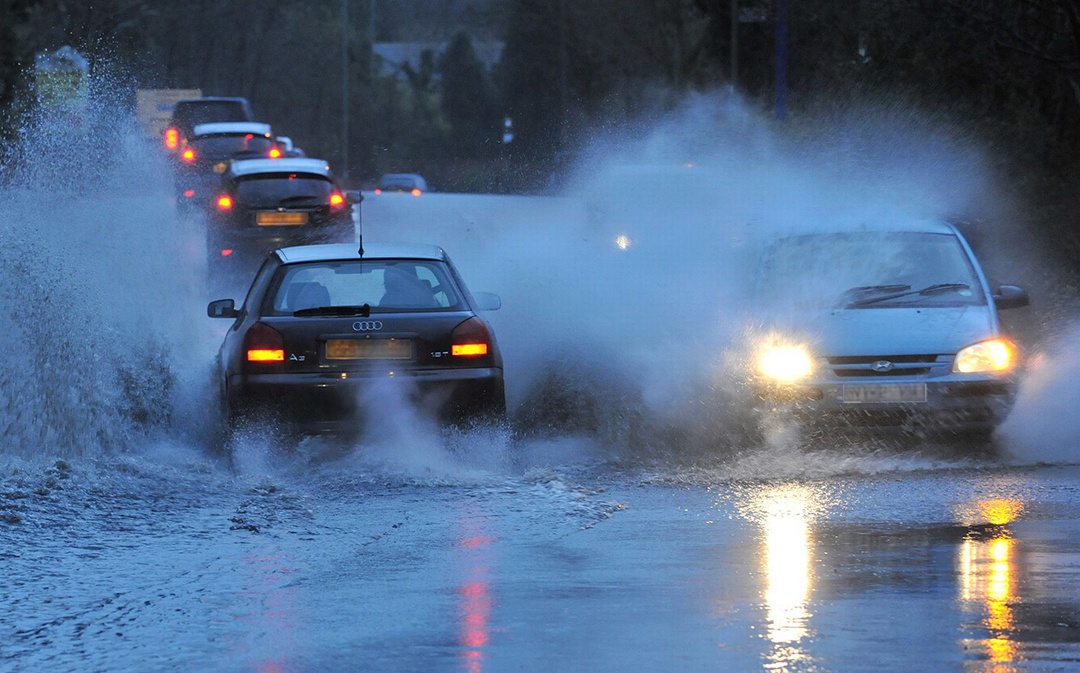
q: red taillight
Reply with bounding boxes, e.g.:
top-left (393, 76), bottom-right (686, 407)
top-left (268, 146), bottom-right (282, 159)
top-left (183, 189), bottom-right (195, 198)
top-left (451, 317), bottom-right (492, 358)
top-left (245, 322), bottom-right (285, 362)
top-left (220, 249), bottom-right (233, 257)
top-left (374, 189), bottom-right (382, 195)
top-left (216, 194), bottom-right (233, 210)
top-left (329, 192), bottom-right (345, 208)
top-left (181, 147), bottom-right (196, 163)
top-left (164, 128), bottom-right (180, 150)
top-left (411, 188), bottom-right (422, 196)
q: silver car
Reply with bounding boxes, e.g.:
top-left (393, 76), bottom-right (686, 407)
top-left (750, 221), bottom-right (1029, 440)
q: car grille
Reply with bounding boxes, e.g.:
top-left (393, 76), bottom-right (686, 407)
top-left (825, 354), bottom-right (944, 378)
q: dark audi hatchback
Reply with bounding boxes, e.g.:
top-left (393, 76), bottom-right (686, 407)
top-left (208, 243), bottom-right (505, 434)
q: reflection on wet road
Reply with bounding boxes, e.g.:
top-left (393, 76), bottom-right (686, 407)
top-left (4, 458), bottom-right (1080, 671)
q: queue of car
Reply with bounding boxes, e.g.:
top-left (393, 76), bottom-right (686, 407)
top-left (168, 98), bottom-right (1029, 450)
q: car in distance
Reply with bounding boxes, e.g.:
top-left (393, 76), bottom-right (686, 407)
top-left (374, 173), bottom-right (428, 196)
top-left (208, 243), bottom-right (505, 434)
top-left (205, 157), bottom-right (358, 282)
top-left (750, 221), bottom-right (1029, 443)
top-left (163, 96), bottom-right (255, 153)
top-left (175, 121), bottom-right (283, 207)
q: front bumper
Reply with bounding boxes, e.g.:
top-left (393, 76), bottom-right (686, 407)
top-left (227, 366), bottom-right (505, 432)
top-left (753, 375), bottom-right (1016, 435)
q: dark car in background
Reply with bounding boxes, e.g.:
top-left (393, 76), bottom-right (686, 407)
top-left (207, 243), bottom-right (505, 435)
top-left (175, 122), bottom-right (281, 208)
top-left (163, 96), bottom-right (254, 153)
top-left (205, 157), bottom-right (358, 284)
top-left (374, 173), bottom-right (428, 196)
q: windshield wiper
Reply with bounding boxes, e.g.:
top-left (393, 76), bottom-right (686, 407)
top-left (292, 304), bottom-right (370, 317)
top-left (848, 283), bottom-right (971, 308)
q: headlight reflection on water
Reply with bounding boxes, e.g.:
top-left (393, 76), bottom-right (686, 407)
top-left (958, 499), bottom-right (1024, 668)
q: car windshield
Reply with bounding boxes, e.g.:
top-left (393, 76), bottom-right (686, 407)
top-left (191, 134), bottom-right (274, 157)
top-left (758, 231), bottom-right (986, 309)
top-left (379, 176), bottom-right (418, 189)
top-left (264, 260), bottom-right (463, 314)
top-left (236, 174), bottom-right (334, 206)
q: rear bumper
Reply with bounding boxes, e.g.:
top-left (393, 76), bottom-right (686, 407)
top-left (753, 376), bottom-right (1016, 435)
top-left (227, 366), bottom-right (505, 431)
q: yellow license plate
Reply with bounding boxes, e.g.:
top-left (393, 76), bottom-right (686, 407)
top-left (257, 211), bottom-right (309, 226)
top-left (213, 162), bottom-right (228, 174)
top-left (325, 338), bottom-right (412, 360)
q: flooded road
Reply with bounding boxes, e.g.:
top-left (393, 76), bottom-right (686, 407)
top-left (4, 451), bottom-right (1080, 671)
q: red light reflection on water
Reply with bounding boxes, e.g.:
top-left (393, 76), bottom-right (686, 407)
top-left (455, 516), bottom-right (496, 672)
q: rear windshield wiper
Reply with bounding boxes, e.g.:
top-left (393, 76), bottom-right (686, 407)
top-left (292, 304), bottom-right (370, 317)
top-left (848, 283), bottom-right (971, 308)
top-left (277, 195), bottom-right (322, 204)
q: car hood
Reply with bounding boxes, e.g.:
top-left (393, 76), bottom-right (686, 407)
top-left (763, 305), bottom-right (997, 356)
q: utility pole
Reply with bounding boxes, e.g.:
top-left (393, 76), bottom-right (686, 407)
top-left (341, 0), bottom-right (350, 181)
top-left (730, 0), bottom-right (738, 92)
top-left (774, 0), bottom-right (788, 120)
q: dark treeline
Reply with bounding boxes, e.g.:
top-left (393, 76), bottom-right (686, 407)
top-left (2, 0), bottom-right (1080, 262)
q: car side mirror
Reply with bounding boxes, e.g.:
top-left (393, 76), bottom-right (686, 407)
top-left (993, 285), bottom-right (1029, 310)
top-left (345, 190), bottom-right (363, 205)
top-left (207, 298), bottom-right (239, 319)
top-left (474, 292), bottom-right (501, 311)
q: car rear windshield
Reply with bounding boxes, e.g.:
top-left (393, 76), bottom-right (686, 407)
top-left (264, 260), bottom-right (464, 314)
top-left (191, 134), bottom-right (274, 158)
top-left (758, 231), bottom-right (986, 308)
top-left (378, 176), bottom-right (418, 189)
top-left (236, 174), bottom-right (334, 206)
top-left (173, 101), bottom-right (250, 127)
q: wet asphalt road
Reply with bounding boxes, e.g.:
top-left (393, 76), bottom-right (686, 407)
top-left (3, 447), bottom-right (1080, 672)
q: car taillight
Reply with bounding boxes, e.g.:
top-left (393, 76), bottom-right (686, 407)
top-left (221, 249), bottom-right (234, 257)
top-left (245, 322), bottom-right (285, 362)
top-left (374, 189), bottom-right (382, 195)
top-left (181, 147), bottom-right (197, 163)
top-left (451, 317), bottom-right (491, 357)
top-left (411, 188), bottom-right (422, 196)
top-left (164, 128), bottom-right (180, 150)
top-left (183, 189), bottom-right (195, 198)
top-left (268, 146), bottom-right (282, 159)
top-left (329, 192), bottom-right (345, 208)
top-left (216, 194), bottom-right (233, 210)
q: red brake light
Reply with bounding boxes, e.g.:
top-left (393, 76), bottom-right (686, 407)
top-left (329, 192), bottom-right (345, 208)
top-left (183, 189), bottom-right (195, 198)
top-left (374, 189), bottom-right (382, 195)
top-left (268, 146), bottom-right (282, 159)
top-left (220, 249), bottom-right (233, 257)
top-left (411, 188), bottom-right (422, 196)
top-left (245, 322), bottom-right (285, 362)
top-left (164, 128), bottom-right (180, 150)
top-left (216, 194), bottom-right (233, 210)
top-left (181, 147), bottom-right (196, 163)
top-left (451, 317), bottom-right (492, 358)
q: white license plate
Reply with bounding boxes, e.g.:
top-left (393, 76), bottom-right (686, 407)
top-left (840, 383), bottom-right (927, 404)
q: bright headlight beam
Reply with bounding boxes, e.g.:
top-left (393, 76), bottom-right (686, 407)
top-left (758, 345), bottom-right (814, 382)
top-left (954, 339), bottom-right (1015, 374)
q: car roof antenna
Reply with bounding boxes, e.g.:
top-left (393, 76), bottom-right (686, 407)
top-left (356, 193), bottom-right (364, 257)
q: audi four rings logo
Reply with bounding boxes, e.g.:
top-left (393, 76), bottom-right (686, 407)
top-left (352, 321), bottom-right (383, 331)
top-left (871, 360), bottom-right (894, 372)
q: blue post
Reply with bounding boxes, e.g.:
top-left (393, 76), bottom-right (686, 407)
top-left (775, 0), bottom-right (788, 121)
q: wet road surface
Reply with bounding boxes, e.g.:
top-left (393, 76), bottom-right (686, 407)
top-left (4, 446), bottom-right (1080, 672)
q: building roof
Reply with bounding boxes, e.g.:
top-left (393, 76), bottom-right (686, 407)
top-left (372, 41), bottom-right (504, 80)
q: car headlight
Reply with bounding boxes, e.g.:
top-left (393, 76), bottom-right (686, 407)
top-left (953, 338), bottom-right (1016, 374)
top-left (757, 344), bottom-right (814, 383)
